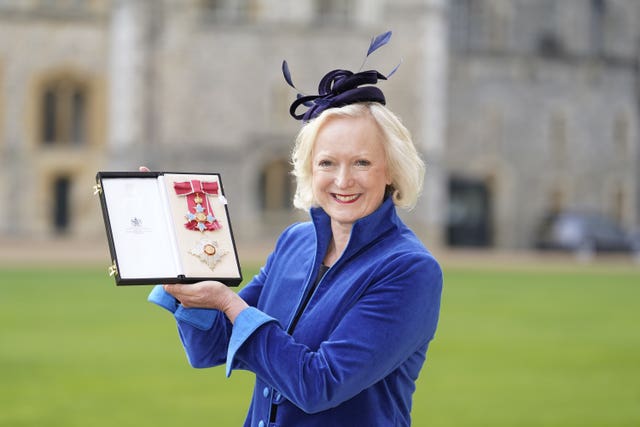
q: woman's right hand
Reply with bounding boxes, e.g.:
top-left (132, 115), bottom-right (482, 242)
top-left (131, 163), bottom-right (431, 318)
top-left (139, 166), bottom-right (150, 172)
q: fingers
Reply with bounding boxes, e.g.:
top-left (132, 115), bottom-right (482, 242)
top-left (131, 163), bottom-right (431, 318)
top-left (164, 283), bottom-right (194, 307)
top-left (139, 166), bottom-right (150, 172)
top-left (164, 283), bottom-right (188, 298)
top-left (164, 283), bottom-right (212, 306)
top-left (163, 281), bottom-right (227, 310)
top-left (162, 282), bottom-right (247, 321)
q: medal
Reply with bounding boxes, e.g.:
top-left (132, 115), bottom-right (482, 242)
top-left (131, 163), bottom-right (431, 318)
top-left (190, 238), bottom-right (228, 271)
top-left (174, 180), bottom-right (222, 232)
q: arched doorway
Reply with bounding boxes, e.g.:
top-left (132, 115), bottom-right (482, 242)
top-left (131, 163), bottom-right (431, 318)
top-left (447, 176), bottom-right (492, 247)
top-left (52, 176), bottom-right (71, 233)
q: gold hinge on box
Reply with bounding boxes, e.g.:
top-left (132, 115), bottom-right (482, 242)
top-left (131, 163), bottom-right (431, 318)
top-left (108, 262), bottom-right (118, 277)
top-left (92, 183), bottom-right (102, 195)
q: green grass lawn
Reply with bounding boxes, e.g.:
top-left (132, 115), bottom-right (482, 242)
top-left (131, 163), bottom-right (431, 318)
top-left (1, 263), bottom-right (639, 426)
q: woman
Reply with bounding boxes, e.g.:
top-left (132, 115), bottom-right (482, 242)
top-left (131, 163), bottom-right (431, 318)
top-left (150, 34), bottom-right (442, 426)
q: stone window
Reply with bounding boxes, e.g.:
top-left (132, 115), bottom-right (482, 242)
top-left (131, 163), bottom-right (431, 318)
top-left (612, 183), bottom-right (627, 224)
top-left (200, 0), bottom-right (257, 23)
top-left (613, 113), bottom-right (629, 158)
top-left (259, 158), bottom-right (294, 212)
top-left (549, 111), bottom-right (568, 165)
top-left (40, 77), bottom-right (88, 146)
top-left (449, 0), bottom-right (511, 52)
top-left (590, 0), bottom-right (607, 55)
top-left (549, 187), bottom-right (566, 214)
top-left (314, 0), bottom-right (353, 25)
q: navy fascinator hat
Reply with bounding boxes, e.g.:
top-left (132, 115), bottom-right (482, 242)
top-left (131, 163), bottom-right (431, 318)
top-left (283, 30), bottom-right (400, 122)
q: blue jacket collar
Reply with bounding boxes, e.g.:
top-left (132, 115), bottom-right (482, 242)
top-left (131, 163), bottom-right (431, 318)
top-left (309, 197), bottom-right (398, 265)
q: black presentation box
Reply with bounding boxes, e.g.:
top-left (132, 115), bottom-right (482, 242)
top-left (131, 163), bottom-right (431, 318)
top-left (95, 172), bottom-right (242, 286)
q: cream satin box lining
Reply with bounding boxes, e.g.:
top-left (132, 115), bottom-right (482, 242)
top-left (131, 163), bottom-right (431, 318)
top-left (95, 172), bottom-right (242, 286)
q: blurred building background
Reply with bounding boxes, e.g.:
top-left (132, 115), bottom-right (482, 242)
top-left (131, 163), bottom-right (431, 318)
top-left (0, 0), bottom-right (638, 252)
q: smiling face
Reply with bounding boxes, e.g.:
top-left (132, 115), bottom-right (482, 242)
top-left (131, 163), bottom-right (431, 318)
top-left (311, 114), bottom-right (391, 230)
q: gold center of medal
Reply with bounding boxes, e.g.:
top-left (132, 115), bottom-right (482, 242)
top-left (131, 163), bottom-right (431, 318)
top-left (204, 244), bottom-right (216, 256)
top-left (196, 212), bottom-right (207, 222)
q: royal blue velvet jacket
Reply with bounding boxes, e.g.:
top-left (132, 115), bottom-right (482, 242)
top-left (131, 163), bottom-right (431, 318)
top-left (152, 197), bottom-right (442, 426)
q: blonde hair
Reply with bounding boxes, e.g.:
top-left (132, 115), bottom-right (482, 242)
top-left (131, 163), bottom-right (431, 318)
top-left (291, 102), bottom-right (425, 211)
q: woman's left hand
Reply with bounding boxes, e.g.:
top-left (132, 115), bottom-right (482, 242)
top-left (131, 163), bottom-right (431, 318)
top-left (163, 281), bottom-right (248, 323)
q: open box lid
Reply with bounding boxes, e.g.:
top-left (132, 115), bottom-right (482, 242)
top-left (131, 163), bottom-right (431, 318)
top-left (95, 171), bottom-right (242, 286)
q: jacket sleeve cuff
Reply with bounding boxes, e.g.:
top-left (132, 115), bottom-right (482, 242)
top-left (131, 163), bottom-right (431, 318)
top-left (225, 307), bottom-right (277, 377)
top-left (148, 285), bottom-right (219, 331)
top-left (147, 285), bottom-right (179, 313)
top-left (175, 305), bottom-right (218, 330)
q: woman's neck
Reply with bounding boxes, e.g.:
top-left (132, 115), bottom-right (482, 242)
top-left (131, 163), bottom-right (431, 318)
top-left (324, 222), bottom-right (351, 266)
